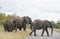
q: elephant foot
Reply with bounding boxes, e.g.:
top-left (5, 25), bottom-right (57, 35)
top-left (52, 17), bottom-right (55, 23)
top-left (23, 27), bottom-right (26, 31)
top-left (47, 35), bottom-right (49, 37)
top-left (29, 34), bottom-right (31, 36)
top-left (23, 29), bottom-right (26, 31)
top-left (41, 35), bottom-right (43, 36)
top-left (34, 34), bottom-right (37, 36)
top-left (19, 28), bottom-right (22, 30)
top-left (15, 30), bottom-right (17, 32)
top-left (29, 33), bottom-right (32, 36)
top-left (10, 30), bottom-right (13, 32)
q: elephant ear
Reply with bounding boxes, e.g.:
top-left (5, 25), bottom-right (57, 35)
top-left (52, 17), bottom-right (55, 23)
top-left (26, 16), bottom-right (32, 23)
top-left (23, 16), bottom-right (26, 23)
top-left (23, 16), bottom-right (31, 24)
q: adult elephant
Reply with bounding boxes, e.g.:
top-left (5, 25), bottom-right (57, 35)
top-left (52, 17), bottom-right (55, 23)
top-left (13, 16), bottom-right (32, 32)
top-left (3, 18), bottom-right (14, 32)
top-left (29, 19), bottom-right (53, 36)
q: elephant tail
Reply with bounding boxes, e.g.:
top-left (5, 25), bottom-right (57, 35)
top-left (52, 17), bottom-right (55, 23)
top-left (51, 26), bottom-right (53, 36)
top-left (30, 22), bottom-right (33, 30)
top-left (50, 23), bottom-right (53, 36)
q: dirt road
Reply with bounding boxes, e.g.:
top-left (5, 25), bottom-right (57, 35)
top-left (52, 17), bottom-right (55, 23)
top-left (24, 29), bottom-right (60, 39)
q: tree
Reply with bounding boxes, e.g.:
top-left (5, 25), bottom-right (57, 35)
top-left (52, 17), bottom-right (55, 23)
top-left (0, 13), bottom-right (6, 25)
top-left (54, 20), bottom-right (60, 29)
top-left (0, 12), bottom-right (14, 25)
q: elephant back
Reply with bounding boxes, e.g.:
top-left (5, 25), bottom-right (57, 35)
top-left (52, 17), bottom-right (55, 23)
top-left (33, 19), bottom-right (44, 29)
top-left (14, 16), bottom-right (25, 27)
top-left (33, 19), bottom-right (43, 26)
top-left (43, 20), bottom-right (51, 27)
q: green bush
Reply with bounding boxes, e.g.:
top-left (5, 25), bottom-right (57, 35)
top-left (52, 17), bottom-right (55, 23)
top-left (0, 13), bottom-right (14, 25)
top-left (53, 22), bottom-right (60, 29)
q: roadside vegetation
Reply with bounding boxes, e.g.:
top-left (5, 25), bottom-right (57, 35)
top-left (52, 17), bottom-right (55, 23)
top-left (0, 25), bottom-right (31, 39)
top-left (53, 28), bottom-right (60, 32)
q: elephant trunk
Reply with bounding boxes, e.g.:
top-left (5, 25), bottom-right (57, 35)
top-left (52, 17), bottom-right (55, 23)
top-left (30, 22), bottom-right (33, 30)
top-left (51, 26), bottom-right (53, 36)
top-left (30, 24), bottom-right (32, 30)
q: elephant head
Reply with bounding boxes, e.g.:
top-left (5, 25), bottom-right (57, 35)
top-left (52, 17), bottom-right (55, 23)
top-left (23, 16), bottom-right (32, 30)
top-left (24, 16), bottom-right (32, 24)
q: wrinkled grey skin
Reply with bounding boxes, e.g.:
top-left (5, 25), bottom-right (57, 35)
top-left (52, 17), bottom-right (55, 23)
top-left (29, 19), bottom-right (53, 36)
top-left (3, 18), bottom-right (14, 32)
top-left (13, 16), bottom-right (32, 32)
top-left (13, 16), bottom-right (26, 32)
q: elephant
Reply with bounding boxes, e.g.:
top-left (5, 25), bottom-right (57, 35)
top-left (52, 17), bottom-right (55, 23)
top-left (13, 16), bottom-right (32, 32)
top-left (3, 18), bottom-right (15, 32)
top-left (29, 19), bottom-right (53, 36)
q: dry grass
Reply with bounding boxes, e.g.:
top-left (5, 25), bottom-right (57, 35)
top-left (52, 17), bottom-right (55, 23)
top-left (53, 28), bottom-right (60, 32)
top-left (48, 28), bottom-right (60, 32)
top-left (0, 26), bottom-right (31, 39)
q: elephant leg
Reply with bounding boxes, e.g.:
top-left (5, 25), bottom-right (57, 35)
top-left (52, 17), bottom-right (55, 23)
top-left (46, 28), bottom-right (49, 36)
top-left (15, 28), bottom-right (17, 32)
top-left (29, 30), bottom-right (33, 36)
top-left (4, 24), bottom-right (8, 31)
top-left (4, 29), bottom-right (7, 31)
top-left (4, 27), bottom-right (8, 31)
top-left (23, 28), bottom-right (26, 31)
top-left (8, 30), bottom-right (12, 32)
top-left (23, 26), bottom-right (26, 31)
top-left (10, 30), bottom-right (13, 32)
top-left (8, 30), bottom-right (10, 32)
top-left (8, 28), bottom-right (11, 32)
top-left (23, 23), bottom-right (26, 31)
top-left (41, 29), bottom-right (45, 36)
top-left (34, 30), bottom-right (37, 36)
top-left (19, 28), bottom-right (22, 30)
top-left (15, 27), bottom-right (17, 32)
